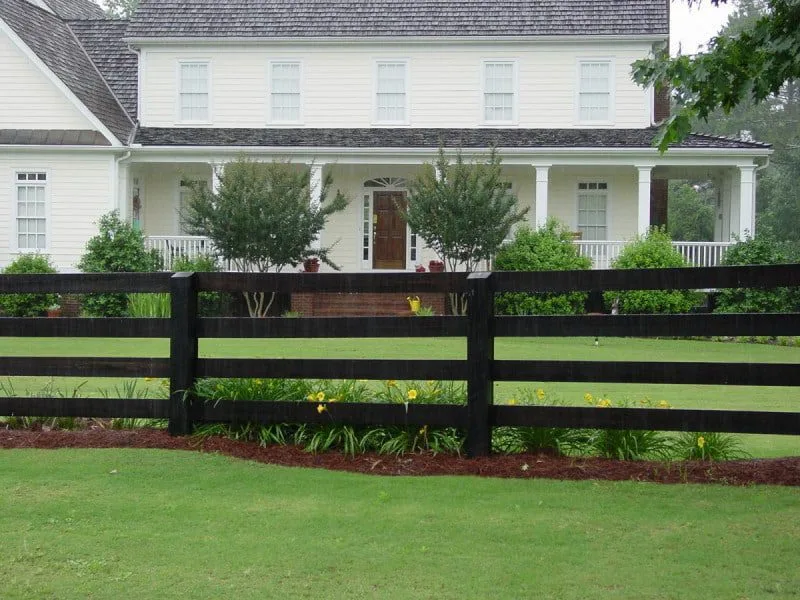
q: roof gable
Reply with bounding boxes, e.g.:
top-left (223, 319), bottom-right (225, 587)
top-left (0, 0), bottom-right (133, 142)
top-left (44, 0), bottom-right (104, 20)
top-left (126, 0), bottom-right (669, 40)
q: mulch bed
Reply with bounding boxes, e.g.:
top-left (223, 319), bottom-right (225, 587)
top-left (2, 428), bottom-right (799, 486)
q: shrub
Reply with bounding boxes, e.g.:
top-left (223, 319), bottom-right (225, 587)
top-left (78, 211), bottom-right (163, 316)
top-left (494, 220), bottom-right (592, 315)
top-left (172, 254), bottom-right (232, 316)
top-left (0, 254), bottom-right (58, 316)
top-left (715, 235), bottom-right (800, 313)
top-left (673, 431), bottom-right (751, 461)
top-left (604, 228), bottom-right (700, 314)
top-left (127, 293), bottom-right (170, 318)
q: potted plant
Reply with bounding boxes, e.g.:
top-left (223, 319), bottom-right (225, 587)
top-left (428, 259), bottom-right (445, 273)
top-left (303, 257), bottom-right (320, 272)
top-left (415, 264), bottom-right (427, 273)
top-left (46, 304), bottom-right (62, 318)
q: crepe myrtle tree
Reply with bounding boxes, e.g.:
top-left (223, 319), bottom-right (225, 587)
top-left (182, 157), bottom-right (348, 317)
top-left (403, 148), bottom-right (528, 314)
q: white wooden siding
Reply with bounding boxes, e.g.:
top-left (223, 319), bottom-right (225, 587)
top-left (0, 30), bottom-right (96, 130)
top-left (140, 42), bottom-right (653, 129)
top-left (0, 152), bottom-right (114, 271)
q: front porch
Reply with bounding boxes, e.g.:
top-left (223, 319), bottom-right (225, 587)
top-left (145, 234), bottom-right (735, 271)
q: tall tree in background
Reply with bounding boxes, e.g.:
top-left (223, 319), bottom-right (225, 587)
top-left (104, 0), bottom-right (139, 18)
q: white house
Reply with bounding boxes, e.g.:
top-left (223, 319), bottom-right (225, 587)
top-left (0, 0), bottom-right (771, 274)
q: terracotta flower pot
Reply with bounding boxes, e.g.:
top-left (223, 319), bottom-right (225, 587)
top-left (303, 258), bottom-right (320, 273)
top-left (428, 260), bottom-right (445, 273)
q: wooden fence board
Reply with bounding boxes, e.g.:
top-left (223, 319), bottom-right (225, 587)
top-left (0, 397), bottom-right (169, 418)
top-left (200, 400), bottom-right (466, 427)
top-left (493, 360), bottom-right (800, 386)
top-left (0, 317), bottom-right (170, 338)
top-left (492, 405), bottom-right (800, 435)
top-left (0, 272), bottom-right (172, 294)
top-left (0, 357), bottom-right (169, 378)
top-left (495, 313), bottom-right (800, 338)
top-left (198, 316), bottom-right (466, 339)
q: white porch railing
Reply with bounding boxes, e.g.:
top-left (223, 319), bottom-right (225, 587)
top-left (574, 240), bottom-right (735, 270)
top-left (145, 236), bottom-right (735, 272)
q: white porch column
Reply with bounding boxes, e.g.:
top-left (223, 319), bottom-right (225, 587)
top-left (309, 163), bottom-right (325, 250)
top-left (117, 161), bottom-right (130, 222)
top-left (738, 165), bottom-right (756, 238)
top-left (636, 165), bottom-right (654, 235)
top-left (211, 162), bottom-right (222, 194)
top-left (534, 165), bottom-right (550, 229)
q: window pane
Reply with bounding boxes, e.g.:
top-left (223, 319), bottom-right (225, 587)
top-left (376, 63), bottom-right (406, 122)
top-left (579, 61), bottom-right (611, 122)
top-left (484, 62), bottom-right (514, 122)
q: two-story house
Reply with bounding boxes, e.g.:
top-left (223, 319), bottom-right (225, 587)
top-left (0, 0), bottom-right (771, 273)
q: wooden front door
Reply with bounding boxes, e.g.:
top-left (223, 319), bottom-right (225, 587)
top-left (372, 191), bottom-right (407, 269)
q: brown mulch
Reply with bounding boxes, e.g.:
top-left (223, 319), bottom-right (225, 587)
top-left (2, 428), bottom-right (799, 486)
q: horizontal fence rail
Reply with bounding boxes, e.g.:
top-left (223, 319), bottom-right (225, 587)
top-left (0, 266), bottom-right (798, 456)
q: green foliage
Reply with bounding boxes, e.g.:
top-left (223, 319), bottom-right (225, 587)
top-left (673, 431), bottom-right (751, 461)
top-left (494, 220), bottom-right (592, 315)
top-left (405, 148), bottom-right (528, 274)
top-left (78, 211), bottom-right (162, 317)
top-left (632, 0), bottom-right (800, 152)
top-left (0, 254), bottom-right (57, 317)
top-left (493, 388), bottom-right (592, 456)
top-left (104, 0), bottom-right (139, 18)
top-left (127, 293), bottom-right (170, 318)
top-left (715, 234), bottom-right (800, 313)
top-left (605, 228), bottom-right (700, 314)
top-left (181, 158), bottom-right (348, 317)
top-left (668, 181), bottom-right (716, 241)
top-left (172, 254), bottom-right (231, 317)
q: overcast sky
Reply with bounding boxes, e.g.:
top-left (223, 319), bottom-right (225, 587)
top-left (670, 0), bottom-right (738, 54)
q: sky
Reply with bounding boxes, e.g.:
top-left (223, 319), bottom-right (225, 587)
top-left (670, 0), bottom-right (738, 55)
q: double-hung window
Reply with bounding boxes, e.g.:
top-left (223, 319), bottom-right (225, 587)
top-left (577, 182), bottom-right (608, 240)
top-left (375, 61), bottom-right (408, 124)
top-left (15, 172), bottom-right (47, 251)
top-left (483, 61), bottom-right (516, 123)
top-left (179, 61), bottom-right (210, 122)
top-left (578, 60), bottom-right (613, 123)
top-left (270, 61), bottom-right (301, 123)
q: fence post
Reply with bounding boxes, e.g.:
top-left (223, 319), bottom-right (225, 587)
top-left (169, 272), bottom-right (198, 435)
top-left (466, 272), bottom-right (494, 457)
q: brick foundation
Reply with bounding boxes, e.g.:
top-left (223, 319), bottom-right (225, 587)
top-left (291, 292), bottom-right (447, 317)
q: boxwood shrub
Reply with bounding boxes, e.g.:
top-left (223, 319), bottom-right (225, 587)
top-left (0, 254), bottom-right (58, 317)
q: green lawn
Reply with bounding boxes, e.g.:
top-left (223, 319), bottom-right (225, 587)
top-left (2, 336), bottom-right (799, 457)
top-left (1, 449), bottom-right (799, 600)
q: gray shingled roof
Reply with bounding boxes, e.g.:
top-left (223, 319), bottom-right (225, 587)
top-left (43, 0), bottom-right (104, 20)
top-left (126, 0), bottom-right (669, 39)
top-left (69, 19), bottom-right (138, 117)
top-left (133, 127), bottom-right (771, 150)
top-left (0, 0), bottom-right (134, 142)
top-left (0, 128), bottom-right (111, 145)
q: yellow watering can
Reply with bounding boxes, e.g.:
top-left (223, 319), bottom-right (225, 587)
top-left (407, 296), bottom-right (421, 314)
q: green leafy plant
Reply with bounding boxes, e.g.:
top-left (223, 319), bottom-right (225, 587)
top-left (494, 220), bottom-right (592, 316)
top-left (673, 431), bottom-right (751, 461)
top-left (604, 228), bottom-right (701, 314)
top-left (127, 293), bottom-right (170, 318)
top-left (414, 306), bottom-right (436, 316)
top-left (78, 211), bottom-right (163, 317)
top-left (492, 388), bottom-right (592, 456)
top-left (0, 254), bottom-right (58, 317)
top-left (403, 147), bottom-right (528, 314)
top-left (172, 254), bottom-right (232, 317)
top-left (715, 234), bottom-right (800, 313)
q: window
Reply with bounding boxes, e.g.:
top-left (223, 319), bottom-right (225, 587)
top-left (484, 61), bottom-right (516, 123)
top-left (179, 61), bottom-right (210, 122)
top-left (578, 60), bottom-right (612, 123)
top-left (362, 195), bottom-right (371, 262)
top-left (270, 62), bottom-right (301, 123)
top-left (375, 61), bottom-right (407, 123)
top-left (577, 182), bottom-right (608, 240)
top-left (15, 172), bottom-right (47, 251)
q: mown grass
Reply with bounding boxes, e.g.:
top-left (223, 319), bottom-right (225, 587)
top-left (1, 449), bottom-right (799, 600)
top-left (1, 336), bottom-right (798, 457)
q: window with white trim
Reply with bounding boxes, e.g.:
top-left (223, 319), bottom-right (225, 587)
top-left (375, 62), bottom-right (407, 123)
top-left (179, 61), bottom-right (210, 122)
top-left (577, 182), bottom-right (608, 240)
top-left (15, 172), bottom-right (47, 251)
top-left (270, 62), bottom-right (301, 123)
top-left (578, 61), bottom-right (612, 123)
top-left (484, 61), bottom-right (515, 123)
top-left (362, 195), bottom-right (371, 261)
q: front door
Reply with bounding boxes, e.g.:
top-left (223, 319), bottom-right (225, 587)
top-left (372, 191), bottom-right (406, 269)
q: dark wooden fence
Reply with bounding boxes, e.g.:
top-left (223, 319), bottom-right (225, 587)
top-left (1, 265), bottom-right (799, 457)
